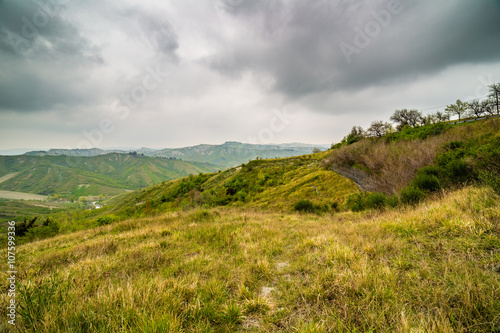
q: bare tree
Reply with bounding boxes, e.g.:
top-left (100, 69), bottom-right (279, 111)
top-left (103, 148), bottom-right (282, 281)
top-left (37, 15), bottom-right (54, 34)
top-left (390, 109), bottom-right (423, 130)
top-left (489, 82), bottom-right (500, 115)
top-left (434, 111), bottom-right (450, 122)
top-left (445, 99), bottom-right (469, 121)
top-left (366, 121), bottom-right (392, 137)
top-left (421, 113), bottom-right (438, 125)
top-left (481, 99), bottom-right (495, 117)
top-left (349, 126), bottom-right (364, 137)
top-left (468, 99), bottom-right (485, 119)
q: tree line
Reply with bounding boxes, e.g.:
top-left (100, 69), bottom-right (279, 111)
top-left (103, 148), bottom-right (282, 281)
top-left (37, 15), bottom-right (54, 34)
top-left (338, 82), bottom-right (500, 142)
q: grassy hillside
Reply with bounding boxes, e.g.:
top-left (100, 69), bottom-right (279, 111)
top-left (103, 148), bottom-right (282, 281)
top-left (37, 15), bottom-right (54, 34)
top-left (1, 186), bottom-right (498, 332)
top-left (109, 152), bottom-right (358, 218)
top-left (323, 119), bottom-right (500, 195)
top-left (0, 153), bottom-right (218, 197)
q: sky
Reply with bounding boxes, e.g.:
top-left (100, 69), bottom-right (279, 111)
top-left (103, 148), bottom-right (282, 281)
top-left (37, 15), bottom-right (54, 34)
top-left (1, 0), bottom-right (500, 152)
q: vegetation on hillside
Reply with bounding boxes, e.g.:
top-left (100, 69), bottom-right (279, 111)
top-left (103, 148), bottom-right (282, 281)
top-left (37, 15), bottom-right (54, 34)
top-left (323, 83), bottom-right (500, 211)
top-left (110, 152), bottom-right (358, 219)
top-left (1, 186), bottom-right (498, 332)
top-left (0, 153), bottom-right (217, 198)
top-left (324, 119), bottom-right (500, 193)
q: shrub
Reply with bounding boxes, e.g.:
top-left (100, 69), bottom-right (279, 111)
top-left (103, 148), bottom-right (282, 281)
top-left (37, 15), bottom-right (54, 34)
top-left (330, 201), bottom-right (339, 211)
top-left (446, 141), bottom-right (464, 150)
top-left (293, 200), bottom-right (315, 213)
top-left (400, 187), bottom-right (426, 205)
top-left (236, 190), bottom-right (247, 202)
top-left (419, 165), bottom-right (440, 176)
top-left (411, 173), bottom-right (441, 192)
top-left (96, 215), bottom-right (117, 226)
top-left (443, 159), bottom-right (469, 180)
top-left (478, 171), bottom-right (500, 194)
top-left (386, 195), bottom-right (400, 208)
top-left (364, 192), bottom-right (387, 210)
top-left (346, 193), bottom-right (365, 212)
top-left (191, 210), bottom-right (213, 222)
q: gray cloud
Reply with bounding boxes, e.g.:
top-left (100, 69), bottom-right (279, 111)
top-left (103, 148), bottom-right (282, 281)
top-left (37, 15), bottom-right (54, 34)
top-left (0, 0), bottom-right (105, 112)
top-left (124, 7), bottom-right (179, 61)
top-left (1, 0), bottom-right (500, 150)
top-left (208, 0), bottom-right (500, 98)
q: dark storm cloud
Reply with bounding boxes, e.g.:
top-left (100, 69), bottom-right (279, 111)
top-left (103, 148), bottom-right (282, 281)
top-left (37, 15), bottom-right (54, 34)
top-left (0, 0), bottom-right (104, 112)
top-left (124, 7), bottom-right (179, 62)
top-left (0, 0), bottom-right (102, 61)
top-left (209, 0), bottom-right (500, 98)
top-left (0, 0), bottom-right (181, 113)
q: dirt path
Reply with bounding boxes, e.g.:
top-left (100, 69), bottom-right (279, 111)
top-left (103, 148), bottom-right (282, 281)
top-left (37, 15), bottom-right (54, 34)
top-left (0, 173), bottom-right (18, 184)
top-left (0, 190), bottom-right (47, 201)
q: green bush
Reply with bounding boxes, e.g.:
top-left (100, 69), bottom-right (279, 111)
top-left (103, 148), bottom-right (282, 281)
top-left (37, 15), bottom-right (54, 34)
top-left (446, 141), bottom-right (464, 150)
top-left (191, 210), bottom-right (213, 222)
top-left (411, 173), bottom-right (441, 192)
top-left (346, 193), bottom-right (365, 212)
top-left (443, 159), bottom-right (469, 180)
top-left (385, 195), bottom-right (400, 208)
top-left (400, 187), bottom-right (426, 205)
top-left (235, 190), bottom-right (247, 202)
top-left (364, 192), bottom-right (387, 210)
top-left (478, 171), bottom-right (500, 194)
top-left (293, 200), bottom-right (315, 213)
top-left (419, 165), bottom-right (440, 176)
top-left (96, 215), bottom-right (117, 226)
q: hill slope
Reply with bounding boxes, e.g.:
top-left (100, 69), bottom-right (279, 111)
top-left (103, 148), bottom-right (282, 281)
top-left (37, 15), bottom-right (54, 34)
top-left (2, 186), bottom-right (498, 332)
top-left (109, 151), bottom-right (359, 217)
top-left (0, 153), bottom-right (217, 197)
top-left (323, 119), bottom-right (500, 195)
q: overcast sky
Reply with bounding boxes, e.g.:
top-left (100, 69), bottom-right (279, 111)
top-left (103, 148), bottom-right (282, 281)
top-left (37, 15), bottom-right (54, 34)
top-left (1, 0), bottom-right (500, 152)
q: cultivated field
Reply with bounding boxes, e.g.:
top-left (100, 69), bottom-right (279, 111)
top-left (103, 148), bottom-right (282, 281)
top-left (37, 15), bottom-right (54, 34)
top-left (0, 190), bottom-right (47, 201)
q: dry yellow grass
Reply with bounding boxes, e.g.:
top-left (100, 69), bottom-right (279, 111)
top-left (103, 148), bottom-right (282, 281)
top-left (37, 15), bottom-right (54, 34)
top-left (323, 119), bottom-right (500, 194)
top-left (1, 186), bottom-right (499, 332)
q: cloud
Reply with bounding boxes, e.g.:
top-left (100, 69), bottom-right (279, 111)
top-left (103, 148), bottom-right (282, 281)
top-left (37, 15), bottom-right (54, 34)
top-left (1, 0), bottom-right (500, 150)
top-left (123, 7), bottom-right (179, 61)
top-left (0, 0), bottom-right (105, 112)
top-left (207, 0), bottom-right (500, 99)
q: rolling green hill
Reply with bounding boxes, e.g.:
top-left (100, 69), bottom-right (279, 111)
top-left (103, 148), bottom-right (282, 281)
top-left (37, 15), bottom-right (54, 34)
top-left (108, 151), bottom-right (359, 217)
top-left (0, 153), bottom-right (218, 197)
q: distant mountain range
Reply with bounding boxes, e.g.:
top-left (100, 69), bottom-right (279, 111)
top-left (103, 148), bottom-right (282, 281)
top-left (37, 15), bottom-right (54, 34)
top-left (0, 153), bottom-right (217, 197)
top-left (24, 142), bottom-right (329, 168)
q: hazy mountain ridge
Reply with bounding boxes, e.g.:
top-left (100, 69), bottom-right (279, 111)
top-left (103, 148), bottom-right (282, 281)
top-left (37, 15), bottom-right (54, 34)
top-left (23, 142), bottom-right (329, 168)
top-left (151, 142), bottom-right (329, 168)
